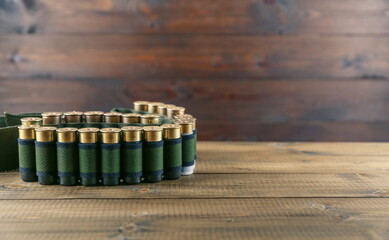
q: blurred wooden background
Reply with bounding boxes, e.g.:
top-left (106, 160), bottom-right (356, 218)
top-left (0, 0), bottom-right (389, 141)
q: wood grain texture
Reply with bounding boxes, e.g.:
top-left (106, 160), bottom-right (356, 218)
top-left (2, 171), bottom-right (389, 199)
top-left (201, 121), bottom-right (389, 141)
top-left (1, 198), bottom-right (389, 240)
top-left (0, 0), bottom-right (389, 142)
top-left (4, 78), bottom-right (389, 122)
top-left (1, 0), bottom-right (389, 34)
top-left (1, 142), bottom-right (389, 239)
top-left (1, 35), bottom-right (389, 79)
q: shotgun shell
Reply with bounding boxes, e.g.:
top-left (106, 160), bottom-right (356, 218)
top-left (176, 115), bottom-right (196, 126)
top-left (18, 125), bottom-right (37, 140)
top-left (121, 126), bottom-right (143, 185)
top-left (167, 106), bottom-right (185, 118)
top-left (78, 128), bottom-right (99, 143)
top-left (157, 104), bottom-right (168, 116)
top-left (42, 112), bottom-right (62, 125)
top-left (162, 124), bottom-right (182, 180)
top-left (174, 114), bottom-right (193, 123)
top-left (103, 112), bottom-right (122, 123)
top-left (57, 128), bottom-right (78, 143)
top-left (162, 124), bottom-right (181, 140)
top-left (143, 126), bottom-right (163, 183)
top-left (143, 126), bottom-right (163, 142)
top-left (180, 121), bottom-right (194, 135)
top-left (140, 114), bottom-right (160, 124)
top-left (148, 102), bottom-right (164, 113)
top-left (178, 114), bottom-right (194, 120)
top-left (84, 111), bottom-right (104, 123)
top-left (164, 104), bottom-right (176, 116)
top-left (78, 128), bottom-right (99, 186)
top-left (35, 126), bottom-right (57, 185)
top-left (122, 113), bottom-right (141, 124)
top-left (35, 127), bottom-right (57, 142)
top-left (21, 117), bottom-right (42, 126)
top-left (18, 125), bottom-right (38, 182)
top-left (134, 101), bottom-right (150, 112)
top-left (64, 111), bottom-right (84, 123)
top-left (100, 128), bottom-right (121, 186)
top-left (121, 126), bottom-right (142, 142)
top-left (56, 128), bottom-right (78, 186)
top-left (100, 128), bottom-right (121, 144)
top-left (180, 120), bottom-right (195, 176)
top-left (178, 116), bottom-right (196, 130)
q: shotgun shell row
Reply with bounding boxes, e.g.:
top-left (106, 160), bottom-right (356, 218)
top-left (39, 112), bottom-right (161, 125)
top-left (133, 101), bottom-right (186, 119)
top-left (17, 102), bottom-right (197, 186)
top-left (17, 122), bottom-right (195, 186)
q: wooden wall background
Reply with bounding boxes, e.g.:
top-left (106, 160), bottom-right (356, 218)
top-left (0, 0), bottom-right (389, 141)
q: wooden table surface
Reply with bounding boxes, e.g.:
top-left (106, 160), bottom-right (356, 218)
top-left (1, 142), bottom-right (389, 240)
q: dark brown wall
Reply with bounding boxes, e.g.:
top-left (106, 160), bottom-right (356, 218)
top-left (1, 0), bottom-right (389, 141)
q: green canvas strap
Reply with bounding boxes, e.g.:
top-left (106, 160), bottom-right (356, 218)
top-left (0, 125), bottom-right (19, 171)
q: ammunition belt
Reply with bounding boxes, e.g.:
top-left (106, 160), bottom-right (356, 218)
top-left (0, 102), bottom-right (197, 186)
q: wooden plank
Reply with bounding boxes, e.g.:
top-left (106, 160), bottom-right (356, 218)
top-left (3, 78), bottom-right (389, 141)
top-left (1, 0), bottom-right (389, 34)
top-left (1, 198), bottom-right (389, 240)
top-left (197, 142), bottom-right (389, 173)
top-left (1, 35), bottom-right (389, 79)
top-left (273, 141), bottom-right (389, 156)
top-left (201, 121), bottom-right (389, 141)
top-left (3, 78), bottom-right (389, 122)
top-left (1, 171), bottom-right (389, 199)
